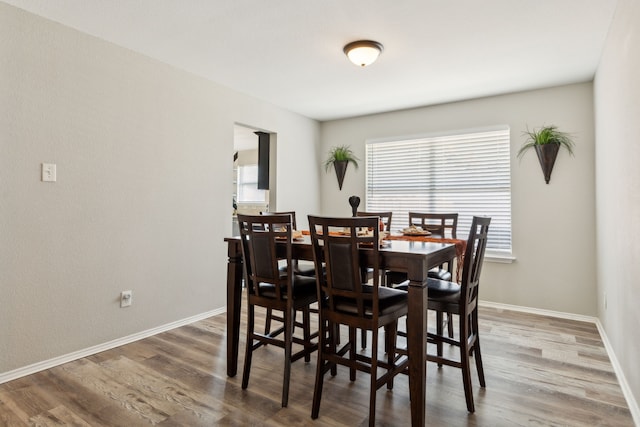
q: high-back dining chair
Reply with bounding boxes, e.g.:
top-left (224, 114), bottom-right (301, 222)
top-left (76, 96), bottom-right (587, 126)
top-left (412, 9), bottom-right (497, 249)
top-left (399, 216), bottom-right (491, 413)
top-left (260, 210), bottom-right (315, 274)
top-left (308, 215), bottom-right (409, 427)
top-left (388, 212), bottom-right (460, 338)
top-left (387, 212), bottom-right (459, 285)
top-left (260, 210), bottom-right (317, 336)
top-left (260, 210), bottom-right (298, 228)
top-left (409, 212), bottom-right (458, 240)
top-left (355, 210), bottom-right (393, 348)
top-left (237, 214), bottom-right (318, 407)
top-left (356, 211), bottom-right (393, 231)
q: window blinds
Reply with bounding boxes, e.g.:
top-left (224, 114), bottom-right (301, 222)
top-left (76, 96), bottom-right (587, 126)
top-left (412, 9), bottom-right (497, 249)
top-left (365, 127), bottom-right (512, 253)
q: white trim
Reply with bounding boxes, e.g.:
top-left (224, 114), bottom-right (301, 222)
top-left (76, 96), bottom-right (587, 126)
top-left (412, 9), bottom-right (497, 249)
top-left (594, 319), bottom-right (640, 427)
top-left (485, 254), bottom-right (516, 264)
top-left (366, 124), bottom-right (511, 145)
top-left (0, 307), bottom-right (226, 385)
top-left (480, 300), bottom-right (639, 425)
top-left (479, 300), bottom-right (597, 323)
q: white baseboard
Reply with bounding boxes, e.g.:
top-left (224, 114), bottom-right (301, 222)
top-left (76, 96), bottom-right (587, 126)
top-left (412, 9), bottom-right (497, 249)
top-left (594, 318), bottom-right (640, 426)
top-left (0, 307), bottom-right (226, 385)
top-left (480, 300), bottom-right (640, 426)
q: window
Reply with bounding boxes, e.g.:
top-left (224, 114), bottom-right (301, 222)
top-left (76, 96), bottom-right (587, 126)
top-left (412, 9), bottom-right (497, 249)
top-left (237, 165), bottom-right (268, 203)
top-left (365, 126), bottom-right (512, 254)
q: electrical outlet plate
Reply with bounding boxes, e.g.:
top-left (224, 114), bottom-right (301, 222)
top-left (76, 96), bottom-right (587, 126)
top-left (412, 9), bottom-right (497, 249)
top-left (120, 290), bottom-right (132, 308)
top-left (42, 163), bottom-right (57, 182)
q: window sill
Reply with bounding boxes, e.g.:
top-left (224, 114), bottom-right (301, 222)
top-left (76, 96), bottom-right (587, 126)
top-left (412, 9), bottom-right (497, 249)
top-left (484, 252), bottom-right (516, 264)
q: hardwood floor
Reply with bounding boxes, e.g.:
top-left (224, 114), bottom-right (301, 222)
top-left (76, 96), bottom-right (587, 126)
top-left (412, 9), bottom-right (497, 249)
top-left (0, 300), bottom-right (633, 426)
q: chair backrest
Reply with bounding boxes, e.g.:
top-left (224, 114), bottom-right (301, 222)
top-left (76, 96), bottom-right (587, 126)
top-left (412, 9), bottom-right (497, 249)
top-left (408, 212), bottom-right (458, 238)
top-left (356, 211), bottom-right (392, 231)
top-left (460, 216), bottom-right (491, 310)
top-left (238, 214), bottom-right (294, 301)
top-left (308, 215), bottom-right (380, 318)
top-left (260, 210), bottom-right (297, 229)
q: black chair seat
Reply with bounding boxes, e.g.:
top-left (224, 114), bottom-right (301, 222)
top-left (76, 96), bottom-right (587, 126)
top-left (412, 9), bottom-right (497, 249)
top-left (387, 268), bottom-right (452, 286)
top-left (428, 268), bottom-right (452, 281)
top-left (258, 275), bottom-right (317, 303)
top-left (334, 285), bottom-right (408, 317)
top-left (426, 278), bottom-right (461, 302)
top-left (394, 277), bottom-right (459, 301)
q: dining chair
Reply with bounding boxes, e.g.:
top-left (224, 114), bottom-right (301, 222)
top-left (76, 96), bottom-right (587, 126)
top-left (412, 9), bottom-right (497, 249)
top-left (387, 212), bottom-right (459, 338)
top-left (308, 215), bottom-right (409, 427)
top-left (356, 210), bottom-right (392, 231)
top-left (398, 215), bottom-right (491, 412)
top-left (260, 210), bottom-right (317, 336)
top-left (355, 210), bottom-right (393, 348)
top-left (237, 214), bottom-right (318, 407)
top-left (260, 210), bottom-right (315, 273)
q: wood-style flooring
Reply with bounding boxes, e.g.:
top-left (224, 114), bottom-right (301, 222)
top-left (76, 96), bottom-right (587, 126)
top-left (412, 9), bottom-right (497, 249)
top-left (0, 298), bottom-right (634, 426)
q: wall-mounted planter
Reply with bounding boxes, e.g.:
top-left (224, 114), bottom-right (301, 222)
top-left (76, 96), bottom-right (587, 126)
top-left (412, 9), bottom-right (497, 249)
top-left (535, 143), bottom-right (560, 184)
top-left (324, 145), bottom-right (359, 191)
top-left (333, 160), bottom-right (349, 190)
top-left (517, 125), bottom-right (575, 185)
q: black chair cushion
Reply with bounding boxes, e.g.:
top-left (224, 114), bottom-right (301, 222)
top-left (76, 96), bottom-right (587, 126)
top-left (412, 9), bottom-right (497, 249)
top-left (426, 278), bottom-right (461, 303)
top-left (393, 278), bottom-right (460, 303)
top-left (428, 268), bottom-right (452, 282)
top-left (334, 285), bottom-right (407, 317)
top-left (257, 275), bottom-right (318, 305)
top-left (279, 261), bottom-right (320, 277)
top-left (387, 268), bottom-right (452, 285)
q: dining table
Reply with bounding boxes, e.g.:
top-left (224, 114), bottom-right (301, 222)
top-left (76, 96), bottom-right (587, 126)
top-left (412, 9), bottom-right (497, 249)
top-left (224, 234), bottom-right (458, 427)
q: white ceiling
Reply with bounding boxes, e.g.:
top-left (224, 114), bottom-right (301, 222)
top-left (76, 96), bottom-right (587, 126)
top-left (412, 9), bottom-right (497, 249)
top-left (4, 0), bottom-right (619, 121)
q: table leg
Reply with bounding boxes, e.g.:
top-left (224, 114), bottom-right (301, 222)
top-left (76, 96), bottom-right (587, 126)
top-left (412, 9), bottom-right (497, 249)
top-left (407, 280), bottom-right (428, 426)
top-left (226, 240), bottom-right (243, 377)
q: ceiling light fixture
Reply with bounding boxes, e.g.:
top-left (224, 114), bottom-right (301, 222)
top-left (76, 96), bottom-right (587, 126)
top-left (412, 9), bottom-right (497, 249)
top-left (343, 40), bottom-right (383, 67)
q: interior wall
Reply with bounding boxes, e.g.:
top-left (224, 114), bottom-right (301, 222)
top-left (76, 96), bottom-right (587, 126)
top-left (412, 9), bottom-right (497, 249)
top-left (594, 0), bottom-right (640, 412)
top-left (320, 83), bottom-right (596, 315)
top-left (0, 3), bottom-right (320, 375)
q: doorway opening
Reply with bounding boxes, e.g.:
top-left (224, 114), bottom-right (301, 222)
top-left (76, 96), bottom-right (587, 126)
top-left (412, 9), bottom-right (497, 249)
top-left (232, 124), bottom-right (277, 234)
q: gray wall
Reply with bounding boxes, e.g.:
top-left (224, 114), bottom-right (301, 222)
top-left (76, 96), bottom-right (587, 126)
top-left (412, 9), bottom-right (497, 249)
top-left (0, 3), bottom-right (320, 375)
top-left (320, 83), bottom-right (596, 316)
top-left (594, 0), bottom-right (640, 413)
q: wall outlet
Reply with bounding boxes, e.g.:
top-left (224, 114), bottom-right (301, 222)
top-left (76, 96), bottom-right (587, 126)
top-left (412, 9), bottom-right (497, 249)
top-left (120, 290), bottom-right (132, 308)
top-left (42, 163), bottom-right (57, 182)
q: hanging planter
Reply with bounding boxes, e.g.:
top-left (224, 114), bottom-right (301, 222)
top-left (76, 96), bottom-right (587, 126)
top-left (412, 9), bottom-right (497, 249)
top-left (517, 125), bottom-right (575, 184)
top-left (324, 145), bottom-right (359, 190)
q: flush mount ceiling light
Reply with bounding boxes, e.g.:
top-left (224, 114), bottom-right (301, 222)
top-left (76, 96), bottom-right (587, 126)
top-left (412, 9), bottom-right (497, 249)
top-left (343, 40), bottom-right (383, 67)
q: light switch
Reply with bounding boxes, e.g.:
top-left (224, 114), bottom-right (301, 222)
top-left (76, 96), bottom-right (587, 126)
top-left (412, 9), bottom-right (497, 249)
top-left (42, 163), bottom-right (56, 182)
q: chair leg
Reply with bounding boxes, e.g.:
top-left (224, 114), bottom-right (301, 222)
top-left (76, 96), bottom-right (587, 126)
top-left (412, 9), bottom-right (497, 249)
top-left (360, 328), bottom-right (367, 349)
top-left (447, 311), bottom-right (454, 338)
top-left (459, 315), bottom-right (475, 413)
top-left (436, 311), bottom-right (444, 367)
top-left (241, 304), bottom-right (255, 390)
top-left (472, 311), bottom-right (486, 388)
top-left (386, 321), bottom-right (397, 390)
top-left (368, 329), bottom-right (379, 427)
top-left (311, 321), bottom-right (328, 420)
top-left (303, 307), bottom-right (312, 362)
top-left (264, 307), bottom-right (272, 335)
top-left (281, 307), bottom-right (295, 407)
top-left (349, 327), bottom-right (357, 381)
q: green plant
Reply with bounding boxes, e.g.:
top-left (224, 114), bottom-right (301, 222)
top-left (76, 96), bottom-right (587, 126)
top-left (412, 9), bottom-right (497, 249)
top-left (324, 145), bottom-right (359, 172)
top-left (517, 125), bottom-right (575, 159)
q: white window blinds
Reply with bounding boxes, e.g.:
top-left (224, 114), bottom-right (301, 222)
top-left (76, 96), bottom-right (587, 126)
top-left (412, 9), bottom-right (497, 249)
top-left (365, 127), bottom-right (512, 253)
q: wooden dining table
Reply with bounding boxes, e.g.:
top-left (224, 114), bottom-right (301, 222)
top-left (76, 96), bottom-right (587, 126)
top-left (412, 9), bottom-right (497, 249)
top-left (224, 234), bottom-right (457, 427)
